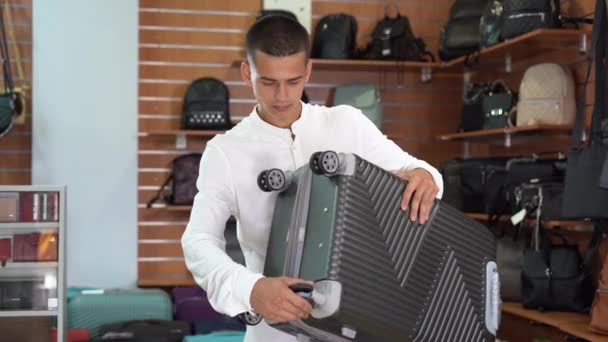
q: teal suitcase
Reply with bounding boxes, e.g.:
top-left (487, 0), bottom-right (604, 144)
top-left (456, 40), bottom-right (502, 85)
top-left (332, 83), bottom-right (383, 130)
top-left (183, 331), bottom-right (245, 342)
top-left (249, 151), bottom-right (500, 342)
top-left (67, 289), bottom-right (172, 338)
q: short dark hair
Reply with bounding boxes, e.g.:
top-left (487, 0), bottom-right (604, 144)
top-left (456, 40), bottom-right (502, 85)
top-left (245, 15), bottom-right (310, 64)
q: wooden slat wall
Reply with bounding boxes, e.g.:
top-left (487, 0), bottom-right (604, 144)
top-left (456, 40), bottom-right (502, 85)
top-left (137, 0), bottom-right (462, 285)
top-left (137, 0), bottom-right (597, 285)
top-left (0, 1), bottom-right (32, 185)
top-left (475, 0), bottom-right (596, 157)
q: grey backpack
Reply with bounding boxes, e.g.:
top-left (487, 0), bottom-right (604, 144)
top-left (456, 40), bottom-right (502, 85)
top-left (333, 84), bottom-right (383, 130)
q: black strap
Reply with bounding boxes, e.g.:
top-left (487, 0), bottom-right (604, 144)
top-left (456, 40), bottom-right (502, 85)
top-left (571, 0), bottom-right (608, 149)
top-left (582, 224), bottom-right (606, 273)
top-left (590, 0), bottom-right (608, 141)
top-left (146, 174), bottom-right (172, 208)
top-left (0, 3), bottom-right (12, 94)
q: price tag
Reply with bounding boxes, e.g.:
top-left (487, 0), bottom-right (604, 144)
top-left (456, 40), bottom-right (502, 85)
top-left (510, 208), bottom-right (527, 225)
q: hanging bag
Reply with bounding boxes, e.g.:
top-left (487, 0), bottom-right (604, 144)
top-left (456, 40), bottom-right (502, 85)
top-left (0, 3), bottom-right (23, 138)
top-left (561, 0), bottom-right (608, 219)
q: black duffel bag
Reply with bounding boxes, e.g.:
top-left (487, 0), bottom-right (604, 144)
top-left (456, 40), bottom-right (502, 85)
top-left (501, 0), bottom-right (560, 40)
top-left (93, 319), bottom-right (191, 342)
top-left (439, 156), bottom-right (511, 212)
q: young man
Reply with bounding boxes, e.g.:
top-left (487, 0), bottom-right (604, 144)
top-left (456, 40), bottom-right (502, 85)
top-left (182, 15), bottom-right (443, 342)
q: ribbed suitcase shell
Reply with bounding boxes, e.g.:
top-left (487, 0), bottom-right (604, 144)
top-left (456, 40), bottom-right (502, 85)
top-left (264, 153), bottom-right (497, 342)
top-left (67, 289), bottom-right (172, 338)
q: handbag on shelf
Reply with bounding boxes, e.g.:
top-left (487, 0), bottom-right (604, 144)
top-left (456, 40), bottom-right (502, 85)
top-left (482, 80), bottom-right (517, 130)
top-left (522, 222), bottom-right (603, 312)
top-left (147, 153), bottom-right (202, 207)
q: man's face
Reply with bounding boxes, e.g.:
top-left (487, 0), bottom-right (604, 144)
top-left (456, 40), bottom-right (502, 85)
top-left (241, 50), bottom-right (312, 124)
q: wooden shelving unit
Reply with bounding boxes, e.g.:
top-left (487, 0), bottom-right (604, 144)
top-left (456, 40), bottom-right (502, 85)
top-left (141, 129), bottom-right (226, 137)
top-left (502, 302), bottom-right (608, 342)
top-left (437, 124), bottom-right (573, 148)
top-left (466, 212), bottom-right (593, 230)
top-left (442, 29), bottom-right (588, 71)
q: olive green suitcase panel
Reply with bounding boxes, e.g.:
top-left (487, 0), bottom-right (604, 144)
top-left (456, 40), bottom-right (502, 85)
top-left (264, 169), bottom-right (339, 281)
top-left (258, 152), bottom-right (499, 342)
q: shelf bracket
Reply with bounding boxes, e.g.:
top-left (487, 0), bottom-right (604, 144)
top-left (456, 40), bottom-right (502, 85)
top-left (504, 133), bottom-right (512, 148)
top-left (176, 134), bottom-right (187, 149)
top-left (504, 53), bottom-right (512, 73)
top-left (463, 142), bottom-right (471, 158)
top-left (421, 66), bottom-right (432, 83)
top-left (579, 33), bottom-right (587, 54)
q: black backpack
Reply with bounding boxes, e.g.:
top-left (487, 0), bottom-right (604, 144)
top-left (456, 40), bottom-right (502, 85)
top-left (438, 0), bottom-right (489, 61)
top-left (358, 9), bottom-right (433, 61)
top-left (312, 13), bottom-right (357, 59)
top-left (500, 0), bottom-right (560, 40)
top-left (183, 77), bottom-right (230, 130)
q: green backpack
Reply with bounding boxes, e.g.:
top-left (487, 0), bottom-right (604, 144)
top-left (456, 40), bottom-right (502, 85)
top-left (333, 83), bottom-right (384, 130)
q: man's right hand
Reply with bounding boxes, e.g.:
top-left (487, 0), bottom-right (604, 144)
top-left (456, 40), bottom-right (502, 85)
top-left (250, 276), bottom-right (314, 322)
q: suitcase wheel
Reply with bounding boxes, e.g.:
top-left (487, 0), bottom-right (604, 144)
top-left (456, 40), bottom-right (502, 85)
top-left (257, 168), bottom-right (286, 192)
top-left (310, 151), bottom-right (340, 175)
top-left (309, 152), bottom-right (323, 175)
top-left (237, 311), bottom-right (262, 326)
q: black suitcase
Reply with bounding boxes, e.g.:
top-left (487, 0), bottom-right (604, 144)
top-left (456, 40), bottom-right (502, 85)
top-left (250, 151), bottom-right (500, 341)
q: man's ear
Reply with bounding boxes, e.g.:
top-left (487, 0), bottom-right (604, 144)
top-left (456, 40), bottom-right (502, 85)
top-left (241, 60), bottom-right (253, 87)
top-left (304, 59), bottom-right (312, 83)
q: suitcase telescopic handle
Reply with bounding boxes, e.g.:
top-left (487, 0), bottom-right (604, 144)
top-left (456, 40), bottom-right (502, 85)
top-left (289, 283), bottom-right (315, 307)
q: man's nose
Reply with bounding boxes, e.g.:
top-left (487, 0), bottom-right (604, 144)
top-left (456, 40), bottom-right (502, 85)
top-left (276, 82), bottom-right (288, 100)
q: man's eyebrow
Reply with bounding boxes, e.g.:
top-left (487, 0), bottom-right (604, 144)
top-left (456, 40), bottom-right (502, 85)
top-left (259, 76), bottom-right (304, 82)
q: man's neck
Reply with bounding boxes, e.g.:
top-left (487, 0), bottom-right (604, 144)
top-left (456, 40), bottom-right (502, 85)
top-left (257, 102), bottom-right (303, 129)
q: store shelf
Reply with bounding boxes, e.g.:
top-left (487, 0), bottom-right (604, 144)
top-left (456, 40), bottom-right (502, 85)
top-left (0, 262), bottom-right (58, 278)
top-left (437, 124), bottom-right (572, 147)
top-left (312, 58), bottom-right (440, 70)
top-left (141, 129), bottom-right (226, 137)
top-left (0, 222), bottom-right (59, 230)
top-left (502, 302), bottom-right (608, 342)
top-left (138, 277), bottom-right (195, 287)
top-left (166, 205), bottom-right (193, 212)
top-left (0, 310), bottom-right (57, 317)
top-left (312, 58), bottom-right (440, 76)
top-left (442, 29), bottom-right (588, 70)
top-left (466, 212), bottom-right (593, 230)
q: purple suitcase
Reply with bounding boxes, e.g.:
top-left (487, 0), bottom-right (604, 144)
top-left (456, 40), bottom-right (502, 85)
top-left (172, 286), bottom-right (225, 322)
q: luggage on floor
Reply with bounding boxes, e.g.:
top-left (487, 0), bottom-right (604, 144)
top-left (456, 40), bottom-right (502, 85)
top-left (172, 286), bottom-right (225, 323)
top-left (192, 317), bottom-right (245, 335)
top-left (183, 332), bottom-right (245, 342)
top-left (67, 289), bottom-right (172, 338)
top-left (96, 319), bottom-right (190, 342)
top-left (252, 151), bottom-right (500, 341)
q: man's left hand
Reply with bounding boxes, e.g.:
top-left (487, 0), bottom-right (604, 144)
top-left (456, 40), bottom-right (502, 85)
top-left (392, 168), bottom-right (439, 224)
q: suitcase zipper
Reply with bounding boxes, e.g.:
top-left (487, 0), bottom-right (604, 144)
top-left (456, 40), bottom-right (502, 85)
top-left (507, 12), bottom-right (546, 22)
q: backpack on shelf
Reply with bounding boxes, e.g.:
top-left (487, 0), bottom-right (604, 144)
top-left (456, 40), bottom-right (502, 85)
top-left (183, 77), bottom-right (231, 130)
top-left (501, 0), bottom-right (560, 40)
top-left (357, 5), bottom-right (434, 62)
top-left (311, 13), bottom-right (358, 59)
top-left (439, 0), bottom-right (489, 61)
top-left (516, 63), bottom-right (576, 126)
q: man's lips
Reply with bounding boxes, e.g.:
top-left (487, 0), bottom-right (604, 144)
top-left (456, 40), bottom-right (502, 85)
top-left (273, 104), bottom-right (291, 112)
